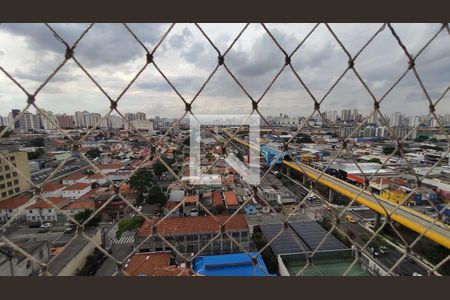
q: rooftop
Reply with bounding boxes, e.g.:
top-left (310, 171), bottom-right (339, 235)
top-left (124, 251), bottom-right (190, 276)
top-left (41, 183), bottom-right (65, 192)
top-left (193, 252), bottom-right (270, 276)
top-left (27, 197), bottom-right (67, 210)
top-left (0, 194), bottom-right (33, 209)
top-left (64, 182), bottom-right (91, 191)
top-left (137, 214), bottom-right (248, 237)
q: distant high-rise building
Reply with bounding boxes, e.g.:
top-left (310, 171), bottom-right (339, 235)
top-left (107, 115), bottom-right (124, 130)
top-left (56, 114), bottom-right (74, 129)
top-left (351, 109), bottom-right (358, 121)
top-left (18, 112), bottom-right (41, 131)
top-left (136, 112), bottom-right (146, 121)
top-left (38, 109), bottom-right (57, 130)
top-left (124, 113), bottom-right (136, 122)
top-left (154, 116), bottom-right (161, 130)
top-left (340, 109), bottom-right (352, 122)
top-left (11, 109), bottom-right (20, 129)
top-left (88, 113), bottom-right (101, 128)
top-left (390, 112), bottom-right (401, 127)
top-left (74, 111), bottom-right (90, 128)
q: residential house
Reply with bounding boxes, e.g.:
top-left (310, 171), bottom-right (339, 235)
top-left (135, 214), bottom-right (250, 259)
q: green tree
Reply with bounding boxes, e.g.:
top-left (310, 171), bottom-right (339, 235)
top-left (116, 216), bottom-right (145, 239)
top-left (27, 137), bottom-right (45, 147)
top-left (27, 148), bottom-right (45, 160)
top-left (152, 160), bottom-right (167, 177)
top-left (382, 146), bottom-right (396, 155)
top-left (73, 209), bottom-right (102, 226)
top-left (147, 186), bottom-right (167, 206)
top-left (128, 167), bottom-right (156, 193)
top-left (86, 148), bottom-right (101, 159)
top-left (368, 158), bottom-right (382, 164)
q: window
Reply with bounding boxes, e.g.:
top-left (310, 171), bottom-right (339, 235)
top-left (232, 231), bottom-right (240, 238)
top-left (12, 172), bottom-right (17, 177)
top-left (48, 209), bottom-right (52, 213)
top-left (8, 209), bottom-right (13, 213)
top-left (0, 175), bottom-right (3, 180)
top-left (14, 187), bottom-right (20, 193)
top-left (7, 182), bottom-right (12, 187)
top-left (5, 166), bottom-right (9, 171)
top-left (10, 156), bottom-right (15, 161)
top-left (0, 184), bottom-right (5, 189)
top-left (13, 180), bottom-right (18, 185)
top-left (241, 231), bottom-right (248, 239)
top-left (8, 190), bottom-right (13, 195)
top-left (5, 173), bottom-right (11, 179)
top-left (26, 261), bottom-right (31, 269)
top-left (1, 192), bottom-right (6, 197)
top-left (29, 210), bottom-right (32, 213)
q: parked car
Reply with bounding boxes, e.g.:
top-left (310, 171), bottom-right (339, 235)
top-left (412, 272), bottom-right (423, 276)
top-left (40, 223), bottom-right (53, 228)
top-left (29, 222), bottom-right (41, 228)
top-left (368, 245), bottom-right (381, 257)
top-left (64, 226), bottom-right (76, 234)
top-left (379, 245), bottom-right (388, 254)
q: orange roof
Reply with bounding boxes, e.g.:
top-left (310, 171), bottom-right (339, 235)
top-left (64, 182), bottom-right (91, 191)
top-left (87, 173), bottom-right (105, 179)
top-left (212, 191), bottom-right (223, 206)
top-left (63, 199), bottom-right (95, 210)
top-left (124, 252), bottom-right (190, 276)
top-left (164, 202), bottom-right (179, 211)
top-left (184, 195), bottom-right (199, 204)
top-left (137, 214), bottom-right (248, 237)
top-left (42, 183), bottom-right (65, 192)
top-left (223, 191), bottom-right (238, 206)
top-left (27, 197), bottom-right (67, 209)
top-left (0, 194), bottom-right (33, 209)
top-left (96, 163), bottom-right (123, 170)
top-left (63, 172), bottom-right (86, 181)
top-left (120, 183), bottom-right (131, 193)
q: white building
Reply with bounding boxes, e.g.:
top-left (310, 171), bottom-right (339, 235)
top-left (62, 183), bottom-right (92, 199)
top-left (25, 197), bottom-right (69, 222)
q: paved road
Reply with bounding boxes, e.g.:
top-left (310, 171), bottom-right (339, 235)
top-left (283, 160), bottom-right (450, 249)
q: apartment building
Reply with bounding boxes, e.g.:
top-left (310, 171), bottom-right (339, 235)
top-left (0, 146), bottom-right (31, 202)
top-left (135, 214), bottom-right (250, 259)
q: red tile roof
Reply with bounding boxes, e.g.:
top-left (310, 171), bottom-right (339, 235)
top-left (63, 199), bottom-right (95, 210)
top-left (137, 214), bottom-right (248, 237)
top-left (212, 191), bottom-right (223, 207)
top-left (124, 252), bottom-right (190, 276)
top-left (64, 183), bottom-right (91, 191)
top-left (223, 191), bottom-right (238, 206)
top-left (184, 195), bottom-right (199, 204)
top-left (0, 194), bottom-right (33, 209)
top-left (96, 163), bottom-right (123, 170)
top-left (222, 175), bottom-right (235, 186)
top-left (27, 197), bottom-right (67, 209)
top-left (42, 183), bottom-right (65, 192)
top-left (62, 172), bottom-right (86, 181)
top-left (87, 173), bottom-right (105, 179)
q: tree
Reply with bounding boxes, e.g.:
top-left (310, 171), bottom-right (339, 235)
top-left (128, 167), bottom-right (156, 193)
top-left (27, 137), bottom-right (45, 147)
top-left (73, 209), bottom-right (102, 227)
top-left (382, 146), bottom-right (396, 155)
top-left (86, 148), bottom-right (101, 159)
top-left (27, 148), bottom-right (45, 160)
top-left (152, 160), bottom-right (167, 177)
top-left (116, 216), bottom-right (145, 239)
top-left (368, 158), bottom-right (382, 164)
top-left (147, 186), bottom-right (167, 206)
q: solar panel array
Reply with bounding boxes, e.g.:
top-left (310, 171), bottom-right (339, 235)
top-left (259, 223), bottom-right (310, 255)
top-left (260, 221), bottom-right (348, 255)
top-left (289, 221), bottom-right (348, 252)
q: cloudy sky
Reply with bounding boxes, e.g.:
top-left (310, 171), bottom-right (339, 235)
top-left (0, 23), bottom-right (448, 121)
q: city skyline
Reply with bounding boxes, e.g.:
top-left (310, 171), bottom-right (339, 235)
top-left (0, 23), bottom-right (449, 118)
